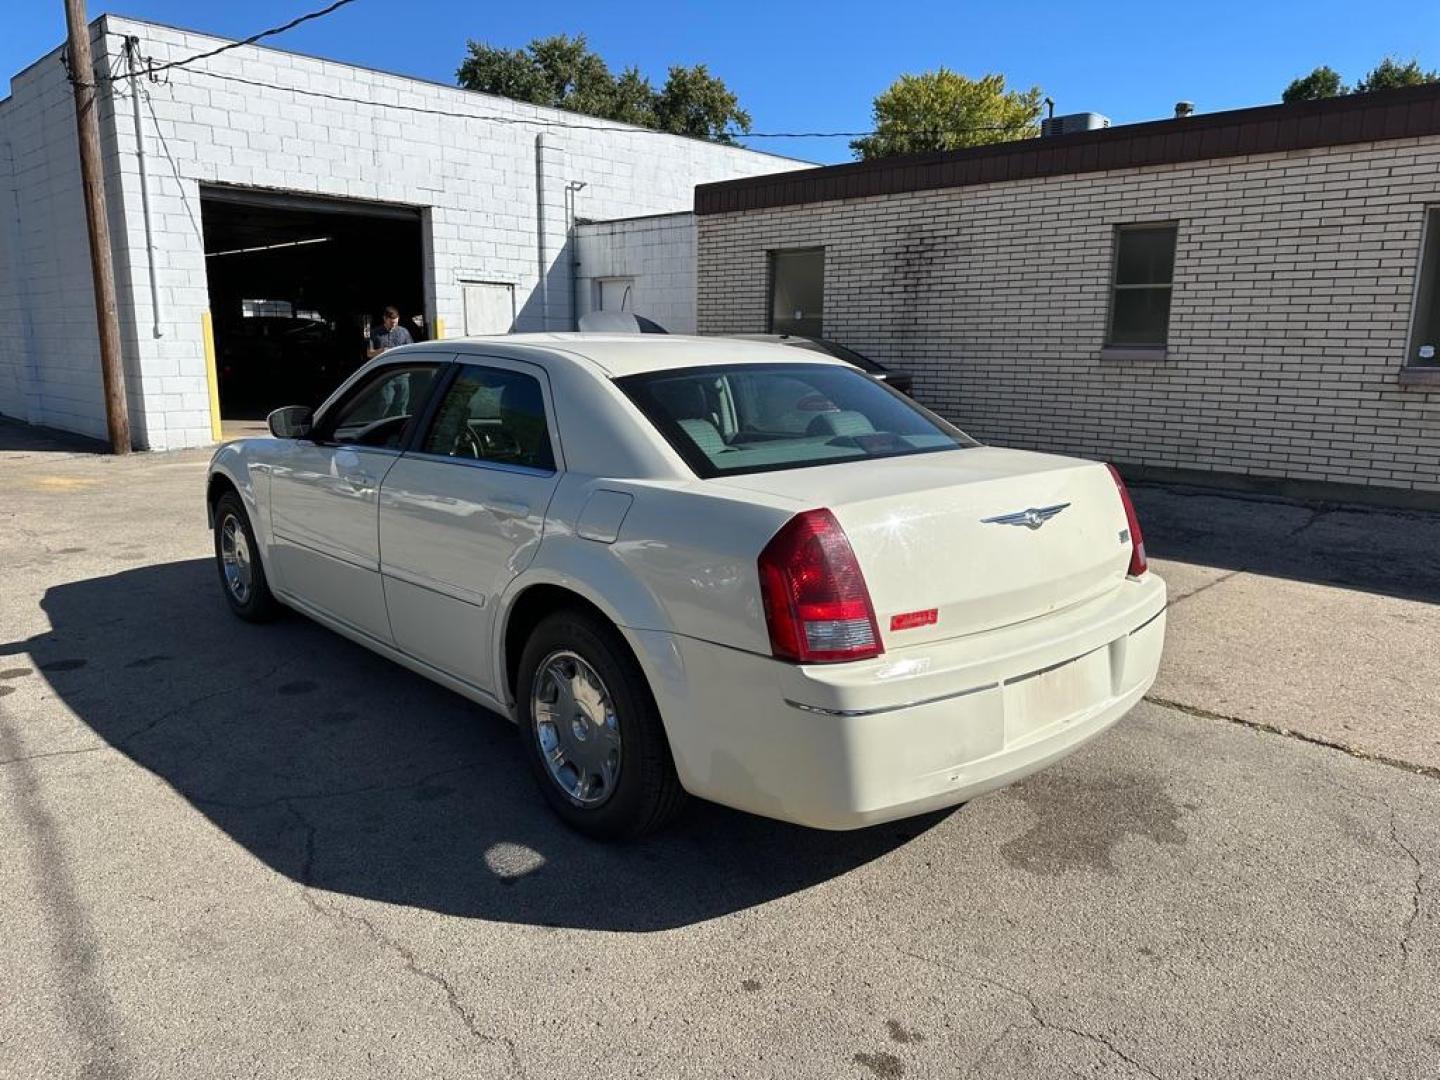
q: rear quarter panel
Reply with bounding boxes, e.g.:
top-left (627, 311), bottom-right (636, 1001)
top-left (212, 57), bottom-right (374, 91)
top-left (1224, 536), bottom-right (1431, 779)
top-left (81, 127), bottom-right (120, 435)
top-left (514, 473), bottom-right (796, 657)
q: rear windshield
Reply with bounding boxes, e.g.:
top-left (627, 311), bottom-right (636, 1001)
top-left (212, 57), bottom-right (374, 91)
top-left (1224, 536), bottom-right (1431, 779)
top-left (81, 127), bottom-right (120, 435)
top-left (616, 363), bottom-right (976, 478)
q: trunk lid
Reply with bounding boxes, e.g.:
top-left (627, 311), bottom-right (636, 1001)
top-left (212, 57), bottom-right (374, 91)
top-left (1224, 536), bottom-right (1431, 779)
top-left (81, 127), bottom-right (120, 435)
top-left (716, 446), bottom-right (1134, 648)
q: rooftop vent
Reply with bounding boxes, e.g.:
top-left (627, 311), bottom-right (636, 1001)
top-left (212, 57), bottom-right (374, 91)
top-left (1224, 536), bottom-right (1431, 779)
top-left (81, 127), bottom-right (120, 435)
top-left (1040, 112), bottom-right (1111, 138)
top-left (1174, 101), bottom-right (1195, 118)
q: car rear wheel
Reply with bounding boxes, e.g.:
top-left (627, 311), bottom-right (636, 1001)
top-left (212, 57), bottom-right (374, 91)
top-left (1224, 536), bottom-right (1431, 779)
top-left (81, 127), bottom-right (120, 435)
top-left (516, 609), bottom-right (685, 840)
top-left (213, 491), bottom-right (280, 623)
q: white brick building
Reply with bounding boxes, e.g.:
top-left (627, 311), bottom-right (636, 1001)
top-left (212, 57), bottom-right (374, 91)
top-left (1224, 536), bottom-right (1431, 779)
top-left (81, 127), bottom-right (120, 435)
top-left (695, 88), bottom-right (1440, 505)
top-left (575, 212), bottom-right (696, 333)
top-left (0, 16), bottom-right (802, 449)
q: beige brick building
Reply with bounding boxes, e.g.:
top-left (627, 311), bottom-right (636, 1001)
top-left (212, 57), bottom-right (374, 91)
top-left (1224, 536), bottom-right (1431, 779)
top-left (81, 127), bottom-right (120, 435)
top-left (695, 86), bottom-right (1440, 506)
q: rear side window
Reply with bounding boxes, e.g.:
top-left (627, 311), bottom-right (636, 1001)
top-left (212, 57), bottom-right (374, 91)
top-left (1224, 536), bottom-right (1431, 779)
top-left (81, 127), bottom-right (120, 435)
top-left (421, 364), bottom-right (555, 471)
top-left (617, 363), bottom-right (974, 478)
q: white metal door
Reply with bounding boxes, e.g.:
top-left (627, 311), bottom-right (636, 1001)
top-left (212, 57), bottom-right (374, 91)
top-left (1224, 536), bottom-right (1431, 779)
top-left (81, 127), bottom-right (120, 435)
top-left (462, 282), bottom-right (515, 335)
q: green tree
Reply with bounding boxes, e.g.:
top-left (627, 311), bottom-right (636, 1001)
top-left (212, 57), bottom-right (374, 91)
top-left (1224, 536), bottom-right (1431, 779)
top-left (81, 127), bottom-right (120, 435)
top-left (654, 64), bottom-right (751, 145)
top-left (1282, 57), bottom-right (1438, 102)
top-left (608, 67), bottom-right (659, 128)
top-left (850, 69), bottom-right (1042, 160)
top-left (1282, 65), bottom-right (1346, 103)
top-left (456, 34), bottom-right (750, 143)
top-left (1354, 56), bottom-right (1439, 93)
top-left (455, 42), bottom-right (549, 104)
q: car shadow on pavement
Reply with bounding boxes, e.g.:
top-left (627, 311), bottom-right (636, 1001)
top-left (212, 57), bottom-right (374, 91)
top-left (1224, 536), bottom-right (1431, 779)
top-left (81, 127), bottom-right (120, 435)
top-left (3, 559), bottom-right (943, 932)
top-left (1131, 484), bottom-right (1440, 604)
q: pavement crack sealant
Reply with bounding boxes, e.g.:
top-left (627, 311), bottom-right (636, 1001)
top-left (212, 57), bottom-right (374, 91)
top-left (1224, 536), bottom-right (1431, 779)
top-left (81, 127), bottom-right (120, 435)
top-left (1144, 695), bottom-right (1440, 782)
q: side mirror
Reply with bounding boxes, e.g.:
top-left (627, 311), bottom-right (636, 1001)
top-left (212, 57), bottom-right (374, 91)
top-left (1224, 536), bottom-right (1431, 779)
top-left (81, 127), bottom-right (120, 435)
top-left (267, 405), bottom-right (313, 439)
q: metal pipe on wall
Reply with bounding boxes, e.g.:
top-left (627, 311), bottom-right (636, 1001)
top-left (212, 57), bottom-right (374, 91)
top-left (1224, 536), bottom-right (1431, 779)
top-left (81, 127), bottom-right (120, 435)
top-left (124, 35), bottom-right (163, 338)
top-left (565, 180), bottom-right (586, 331)
top-left (534, 134), bottom-right (549, 330)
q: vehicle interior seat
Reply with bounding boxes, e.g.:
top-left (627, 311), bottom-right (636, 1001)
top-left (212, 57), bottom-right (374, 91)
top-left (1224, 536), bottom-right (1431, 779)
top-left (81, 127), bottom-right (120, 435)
top-left (806, 410), bottom-right (876, 438)
top-left (652, 380), bottom-right (728, 457)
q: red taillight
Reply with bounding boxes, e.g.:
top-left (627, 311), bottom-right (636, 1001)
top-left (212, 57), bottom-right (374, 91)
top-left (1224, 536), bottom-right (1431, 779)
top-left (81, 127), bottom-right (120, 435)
top-left (758, 509), bottom-right (883, 664)
top-left (1105, 463), bottom-right (1148, 577)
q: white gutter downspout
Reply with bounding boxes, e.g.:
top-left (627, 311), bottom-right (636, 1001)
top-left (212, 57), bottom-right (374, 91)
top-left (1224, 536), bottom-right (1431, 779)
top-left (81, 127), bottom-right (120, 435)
top-left (534, 134), bottom-right (550, 330)
top-left (124, 35), bottom-right (163, 338)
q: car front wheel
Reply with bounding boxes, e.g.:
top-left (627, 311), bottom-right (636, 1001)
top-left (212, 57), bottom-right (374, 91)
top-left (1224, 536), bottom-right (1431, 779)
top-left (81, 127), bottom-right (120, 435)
top-left (516, 609), bottom-right (685, 840)
top-left (213, 490), bottom-right (280, 623)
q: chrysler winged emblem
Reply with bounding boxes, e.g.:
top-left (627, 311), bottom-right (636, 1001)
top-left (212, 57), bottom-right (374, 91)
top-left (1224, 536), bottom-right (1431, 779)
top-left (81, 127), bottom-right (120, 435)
top-left (981, 503), bottom-right (1070, 530)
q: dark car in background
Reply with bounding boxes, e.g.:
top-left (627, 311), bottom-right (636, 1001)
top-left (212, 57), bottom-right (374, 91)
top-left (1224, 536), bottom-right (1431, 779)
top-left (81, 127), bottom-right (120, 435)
top-left (216, 315), bottom-right (359, 416)
top-left (731, 334), bottom-right (914, 396)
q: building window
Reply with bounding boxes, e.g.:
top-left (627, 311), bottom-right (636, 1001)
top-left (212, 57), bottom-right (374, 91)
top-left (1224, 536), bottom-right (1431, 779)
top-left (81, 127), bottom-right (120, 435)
top-left (1408, 208), bottom-right (1440, 368)
top-left (242, 299), bottom-right (294, 319)
top-left (1108, 225), bottom-right (1177, 347)
top-left (770, 248), bottom-right (824, 337)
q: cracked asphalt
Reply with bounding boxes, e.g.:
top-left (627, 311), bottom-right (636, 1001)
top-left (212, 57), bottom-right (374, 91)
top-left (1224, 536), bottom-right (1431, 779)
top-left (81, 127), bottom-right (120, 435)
top-left (2, 422), bottom-right (1438, 1079)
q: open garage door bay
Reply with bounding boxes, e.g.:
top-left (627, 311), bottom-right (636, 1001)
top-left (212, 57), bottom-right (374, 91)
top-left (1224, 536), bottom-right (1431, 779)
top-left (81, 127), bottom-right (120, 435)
top-left (200, 188), bottom-right (426, 435)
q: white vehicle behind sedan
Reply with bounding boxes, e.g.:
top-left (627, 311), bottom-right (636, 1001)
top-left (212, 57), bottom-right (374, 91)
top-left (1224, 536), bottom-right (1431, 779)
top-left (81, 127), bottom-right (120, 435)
top-left (208, 335), bottom-right (1165, 838)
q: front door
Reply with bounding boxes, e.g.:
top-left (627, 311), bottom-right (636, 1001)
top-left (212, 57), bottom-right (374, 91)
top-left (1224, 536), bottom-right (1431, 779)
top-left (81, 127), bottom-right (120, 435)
top-left (378, 359), bottom-right (563, 693)
top-left (268, 360), bottom-right (444, 641)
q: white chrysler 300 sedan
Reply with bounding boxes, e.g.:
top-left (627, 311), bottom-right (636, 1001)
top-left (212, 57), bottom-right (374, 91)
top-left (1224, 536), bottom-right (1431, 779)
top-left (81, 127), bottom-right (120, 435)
top-left (207, 335), bottom-right (1166, 838)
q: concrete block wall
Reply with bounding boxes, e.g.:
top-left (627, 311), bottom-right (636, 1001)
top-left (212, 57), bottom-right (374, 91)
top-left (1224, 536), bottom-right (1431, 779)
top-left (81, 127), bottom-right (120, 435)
top-left (575, 212), bottom-right (696, 332)
top-left (0, 24), bottom-right (138, 440)
top-left (0, 16), bottom-right (804, 448)
top-left (697, 141), bottom-right (1440, 496)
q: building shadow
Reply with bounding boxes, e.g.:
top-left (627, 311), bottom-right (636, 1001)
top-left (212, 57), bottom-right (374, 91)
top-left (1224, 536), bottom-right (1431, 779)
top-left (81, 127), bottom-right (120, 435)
top-left (1131, 483), bottom-right (1440, 605)
top-left (2, 559), bottom-right (942, 932)
top-left (0, 416), bottom-right (108, 455)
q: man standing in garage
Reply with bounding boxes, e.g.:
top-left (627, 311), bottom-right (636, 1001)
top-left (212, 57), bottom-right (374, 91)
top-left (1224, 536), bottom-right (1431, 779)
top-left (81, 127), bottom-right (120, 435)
top-left (367, 305), bottom-right (412, 359)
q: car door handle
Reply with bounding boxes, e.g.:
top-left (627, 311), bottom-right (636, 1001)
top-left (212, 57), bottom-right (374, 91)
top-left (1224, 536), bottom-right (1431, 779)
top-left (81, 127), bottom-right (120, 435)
top-left (487, 498), bottom-right (530, 519)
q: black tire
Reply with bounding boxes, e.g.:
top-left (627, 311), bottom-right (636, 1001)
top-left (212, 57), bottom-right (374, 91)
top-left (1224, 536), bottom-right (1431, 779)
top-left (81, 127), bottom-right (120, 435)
top-left (213, 491), bottom-right (280, 623)
top-left (516, 609), bottom-right (686, 840)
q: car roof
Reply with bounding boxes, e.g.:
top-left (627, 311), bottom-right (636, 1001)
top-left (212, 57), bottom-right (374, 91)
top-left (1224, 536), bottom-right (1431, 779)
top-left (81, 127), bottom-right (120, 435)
top-left (441, 333), bottom-right (853, 379)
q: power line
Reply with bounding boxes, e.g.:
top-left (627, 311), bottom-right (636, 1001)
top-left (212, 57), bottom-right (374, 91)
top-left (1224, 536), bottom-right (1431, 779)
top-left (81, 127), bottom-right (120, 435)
top-left (153, 64), bottom-right (1036, 142)
top-left (106, 0), bottom-right (357, 82)
top-left (95, 0), bottom-right (1032, 142)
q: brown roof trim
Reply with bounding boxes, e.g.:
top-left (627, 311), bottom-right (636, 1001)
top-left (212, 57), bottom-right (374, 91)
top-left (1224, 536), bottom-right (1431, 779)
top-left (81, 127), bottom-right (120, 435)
top-left (695, 83), bottom-right (1440, 216)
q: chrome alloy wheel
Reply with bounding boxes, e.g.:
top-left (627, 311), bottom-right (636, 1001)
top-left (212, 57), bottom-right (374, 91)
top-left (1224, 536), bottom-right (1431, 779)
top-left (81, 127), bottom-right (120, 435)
top-left (220, 513), bottom-right (253, 604)
top-left (531, 650), bottom-right (622, 808)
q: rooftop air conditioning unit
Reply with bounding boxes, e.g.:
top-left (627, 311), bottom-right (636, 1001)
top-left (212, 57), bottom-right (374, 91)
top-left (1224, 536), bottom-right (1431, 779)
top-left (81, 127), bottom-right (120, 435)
top-left (1040, 112), bottom-right (1111, 138)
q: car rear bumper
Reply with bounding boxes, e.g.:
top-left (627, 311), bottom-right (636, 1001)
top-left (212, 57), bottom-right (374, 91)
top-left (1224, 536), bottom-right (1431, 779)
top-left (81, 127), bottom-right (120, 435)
top-left (627, 572), bottom-right (1166, 830)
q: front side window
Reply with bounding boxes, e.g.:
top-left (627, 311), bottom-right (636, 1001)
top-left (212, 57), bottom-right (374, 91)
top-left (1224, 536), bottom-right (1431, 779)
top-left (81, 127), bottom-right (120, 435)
top-left (1108, 225), bottom-right (1177, 346)
top-left (618, 363), bottom-right (974, 478)
top-left (324, 364), bottom-right (439, 448)
top-left (1408, 208), bottom-right (1440, 367)
top-left (421, 364), bottom-right (555, 471)
top-left (770, 248), bottom-right (824, 337)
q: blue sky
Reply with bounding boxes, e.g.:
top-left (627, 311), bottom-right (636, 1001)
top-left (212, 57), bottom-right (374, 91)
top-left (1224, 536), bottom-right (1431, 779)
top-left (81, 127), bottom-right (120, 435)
top-left (5, 1), bottom-right (1439, 164)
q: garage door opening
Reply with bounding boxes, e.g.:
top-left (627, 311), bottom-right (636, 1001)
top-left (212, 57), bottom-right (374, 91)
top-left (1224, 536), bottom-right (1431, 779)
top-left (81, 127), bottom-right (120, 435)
top-left (200, 188), bottom-right (427, 436)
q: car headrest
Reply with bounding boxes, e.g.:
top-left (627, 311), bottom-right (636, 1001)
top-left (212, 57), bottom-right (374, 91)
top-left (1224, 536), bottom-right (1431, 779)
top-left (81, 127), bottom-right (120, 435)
top-left (806, 410), bottom-right (876, 438)
top-left (651, 379), bottom-right (709, 421)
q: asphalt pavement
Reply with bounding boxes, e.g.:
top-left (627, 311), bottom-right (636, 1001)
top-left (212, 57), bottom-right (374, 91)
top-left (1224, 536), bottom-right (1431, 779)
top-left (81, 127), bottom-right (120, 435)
top-left (1, 427), bottom-right (1436, 1079)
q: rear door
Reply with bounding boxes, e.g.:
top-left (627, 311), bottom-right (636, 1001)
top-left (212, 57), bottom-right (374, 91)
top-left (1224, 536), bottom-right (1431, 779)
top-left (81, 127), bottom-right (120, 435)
top-left (268, 360), bottom-right (445, 642)
top-left (378, 359), bottom-right (563, 693)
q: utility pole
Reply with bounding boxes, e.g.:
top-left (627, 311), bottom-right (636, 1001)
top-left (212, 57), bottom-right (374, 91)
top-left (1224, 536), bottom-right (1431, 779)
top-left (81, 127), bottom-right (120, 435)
top-left (64, 0), bottom-right (131, 454)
